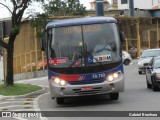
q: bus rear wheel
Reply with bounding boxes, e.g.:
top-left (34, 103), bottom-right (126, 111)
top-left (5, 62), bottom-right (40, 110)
top-left (56, 98), bottom-right (64, 104)
top-left (109, 93), bottom-right (119, 100)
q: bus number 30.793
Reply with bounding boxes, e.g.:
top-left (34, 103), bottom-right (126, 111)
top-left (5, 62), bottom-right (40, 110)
top-left (40, 17), bottom-right (125, 104)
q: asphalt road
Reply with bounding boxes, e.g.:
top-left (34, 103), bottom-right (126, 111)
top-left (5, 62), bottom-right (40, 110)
top-left (37, 60), bottom-right (160, 120)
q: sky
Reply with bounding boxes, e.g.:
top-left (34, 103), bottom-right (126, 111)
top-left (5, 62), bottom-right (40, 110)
top-left (0, 0), bottom-right (111, 19)
top-left (80, 0), bottom-right (111, 9)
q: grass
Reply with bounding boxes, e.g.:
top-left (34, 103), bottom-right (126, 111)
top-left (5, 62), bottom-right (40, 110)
top-left (0, 83), bottom-right (43, 96)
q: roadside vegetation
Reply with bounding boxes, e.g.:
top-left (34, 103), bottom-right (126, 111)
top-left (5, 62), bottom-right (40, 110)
top-left (0, 83), bottom-right (42, 96)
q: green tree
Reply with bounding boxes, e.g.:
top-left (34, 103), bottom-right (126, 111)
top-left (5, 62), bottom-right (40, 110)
top-left (0, 0), bottom-right (44, 86)
top-left (44, 0), bottom-right (67, 16)
top-left (32, 0), bottom-right (87, 39)
top-left (44, 0), bottom-right (87, 16)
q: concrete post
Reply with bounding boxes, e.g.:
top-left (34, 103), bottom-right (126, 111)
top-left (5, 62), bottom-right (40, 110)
top-left (137, 20), bottom-right (141, 57)
top-left (129, 0), bottom-right (134, 16)
top-left (96, 0), bottom-right (104, 16)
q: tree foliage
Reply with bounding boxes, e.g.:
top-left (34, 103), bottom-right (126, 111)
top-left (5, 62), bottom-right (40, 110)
top-left (44, 0), bottom-right (87, 16)
top-left (31, 13), bottom-right (48, 38)
top-left (32, 0), bottom-right (87, 38)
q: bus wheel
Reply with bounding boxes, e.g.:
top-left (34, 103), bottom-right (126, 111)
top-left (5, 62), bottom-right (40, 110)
top-left (146, 80), bottom-right (152, 89)
top-left (56, 98), bottom-right (64, 104)
top-left (109, 93), bottom-right (119, 100)
top-left (123, 59), bottom-right (130, 65)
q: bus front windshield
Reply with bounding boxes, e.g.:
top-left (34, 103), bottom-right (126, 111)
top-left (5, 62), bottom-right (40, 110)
top-left (48, 23), bottom-right (121, 68)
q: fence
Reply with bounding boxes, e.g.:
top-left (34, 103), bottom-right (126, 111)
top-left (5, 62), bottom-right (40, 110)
top-left (13, 50), bottom-right (45, 74)
top-left (3, 21), bottom-right (46, 75)
top-left (116, 17), bottom-right (160, 58)
top-left (2, 17), bottom-right (160, 75)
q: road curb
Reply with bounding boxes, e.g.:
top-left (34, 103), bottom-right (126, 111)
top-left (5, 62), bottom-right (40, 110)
top-left (0, 85), bottom-right (47, 100)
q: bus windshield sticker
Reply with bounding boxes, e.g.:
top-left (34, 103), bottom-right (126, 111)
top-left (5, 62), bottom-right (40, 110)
top-left (87, 56), bottom-right (94, 64)
top-left (93, 54), bottom-right (112, 62)
top-left (49, 57), bottom-right (68, 65)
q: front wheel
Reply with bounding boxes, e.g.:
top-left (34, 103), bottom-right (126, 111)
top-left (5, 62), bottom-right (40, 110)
top-left (152, 79), bottom-right (159, 91)
top-left (109, 93), bottom-right (119, 100)
top-left (56, 98), bottom-right (64, 104)
top-left (146, 80), bottom-right (152, 89)
top-left (123, 59), bottom-right (130, 65)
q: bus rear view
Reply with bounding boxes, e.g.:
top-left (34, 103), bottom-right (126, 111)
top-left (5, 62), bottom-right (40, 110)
top-left (45, 17), bottom-right (124, 104)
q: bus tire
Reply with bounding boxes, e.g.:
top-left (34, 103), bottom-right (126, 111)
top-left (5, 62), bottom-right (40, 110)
top-left (109, 93), bottom-right (119, 100)
top-left (146, 80), bottom-right (152, 89)
top-left (123, 59), bottom-right (130, 65)
top-left (56, 98), bottom-right (64, 104)
top-left (152, 79), bottom-right (158, 91)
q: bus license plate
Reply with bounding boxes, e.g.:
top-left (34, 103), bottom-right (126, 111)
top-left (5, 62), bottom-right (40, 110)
top-left (81, 86), bottom-right (93, 91)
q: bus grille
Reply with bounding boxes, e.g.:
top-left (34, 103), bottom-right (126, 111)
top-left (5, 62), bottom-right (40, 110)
top-left (68, 79), bottom-right (105, 85)
top-left (73, 87), bottom-right (102, 95)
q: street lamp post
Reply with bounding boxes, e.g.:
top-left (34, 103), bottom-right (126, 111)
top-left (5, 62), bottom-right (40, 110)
top-left (96, 0), bottom-right (104, 16)
top-left (129, 0), bottom-right (134, 16)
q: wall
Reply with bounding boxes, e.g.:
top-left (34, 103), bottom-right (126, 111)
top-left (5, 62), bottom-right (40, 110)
top-left (118, 0), bottom-right (129, 9)
top-left (123, 9), bottom-right (152, 17)
top-left (150, 9), bottom-right (160, 17)
top-left (118, 0), bottom-right (159, 10)
top-left (90, 1), bottom-right (109, 10)
top-left (0, 56), bottom-right (4, 81)
top-left (14, 70), bottom-right (47, 81)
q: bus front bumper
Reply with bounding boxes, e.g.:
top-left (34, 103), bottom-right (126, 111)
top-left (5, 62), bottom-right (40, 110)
top-left (49, 75), bottom-right (124, 98)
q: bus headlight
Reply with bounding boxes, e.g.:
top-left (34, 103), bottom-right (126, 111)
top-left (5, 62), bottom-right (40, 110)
top-left (107, 75), bottom-right (114, 82)
top-left (55, 78), bottom-right (60, 84)
top-left (51, 77), bottom-right (68, 86)
top-left (107, 71), bottom-right (121, 82)
top-left (60, 80), bottom-right (67, 86)
top-left (156, 73), bottom-right (160, 79)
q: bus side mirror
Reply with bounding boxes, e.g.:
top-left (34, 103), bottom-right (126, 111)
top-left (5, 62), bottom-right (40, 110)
top-left (40, 38), bottom-right (46, 51)
top-left (120, 32), bottom-right (125, 43)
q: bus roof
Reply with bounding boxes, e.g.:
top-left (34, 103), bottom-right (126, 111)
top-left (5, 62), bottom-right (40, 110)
top-left (46, 17), bottom-right (117, 29)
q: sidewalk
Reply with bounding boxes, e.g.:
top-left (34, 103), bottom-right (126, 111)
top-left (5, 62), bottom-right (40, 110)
top-left (0, 76), bottom-right (49, 100)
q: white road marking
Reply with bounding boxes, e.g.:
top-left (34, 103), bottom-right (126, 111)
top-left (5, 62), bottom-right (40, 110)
top-left (34, 92), bottom-right (49, 120)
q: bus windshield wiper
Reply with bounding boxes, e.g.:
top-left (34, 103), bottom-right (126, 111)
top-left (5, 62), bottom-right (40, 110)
top-left (68, 58), bottom-right (81, 67)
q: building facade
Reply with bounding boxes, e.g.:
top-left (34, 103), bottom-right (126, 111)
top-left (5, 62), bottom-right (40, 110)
top-left (111, 0), bottom-right (118, 9)
top-left (111, 0), bottom-right (160, 10)
top-left (90, 0), bottom-right (110, 10)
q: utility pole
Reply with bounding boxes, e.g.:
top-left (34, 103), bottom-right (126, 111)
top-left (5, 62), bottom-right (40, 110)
top-left (129, 0), bottom-right (134, 16)
top-left (96, 0), bottom-right (104, 16)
